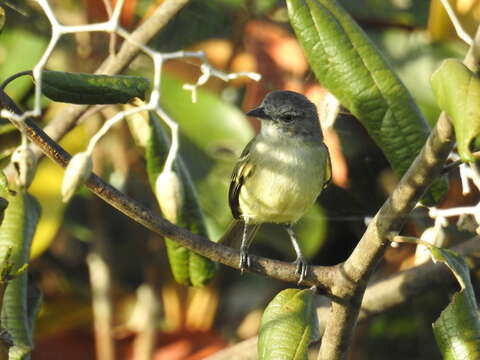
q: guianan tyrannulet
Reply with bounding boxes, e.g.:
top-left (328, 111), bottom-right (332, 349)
top-left (226, 90), bottom-right (331, 283)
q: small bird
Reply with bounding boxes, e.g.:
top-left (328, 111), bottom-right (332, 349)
top-left (226, 90), bottom-right (331, 283)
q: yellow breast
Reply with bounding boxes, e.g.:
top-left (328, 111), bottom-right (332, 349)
top-left (239, 137), bottom-right (328, 224)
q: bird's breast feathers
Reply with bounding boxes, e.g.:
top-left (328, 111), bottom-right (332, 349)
top-left (239, 136), bottom-right (328, 224)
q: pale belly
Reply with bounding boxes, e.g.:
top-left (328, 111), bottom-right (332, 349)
top-left (238, 139), bottom-right (327, 224)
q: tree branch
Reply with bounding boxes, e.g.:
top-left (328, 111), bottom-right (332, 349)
top-left (207, 236), bottom-right (480, 360)
top-left (318, 113), bottom-right (454, 359)
top-left (317, 24), bottom-right (480, 358)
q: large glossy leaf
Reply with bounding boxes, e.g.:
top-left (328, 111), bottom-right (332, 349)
top-left (0, 184), bottom-right (41, 360)
top-left (41, 71), bottom-right (150, 105)
top-left (366, 29), bottom-right (465, 126)
top-left (431, 59), bottom-right (480, 162)
top-left (144, 111), bottom-right (216, 287)
top-left (287, 0), bottom-right (447, 204)
top-left (258, 288), bottom-right (319, 360)
top-left (430, 247), bottom-right (480, 360)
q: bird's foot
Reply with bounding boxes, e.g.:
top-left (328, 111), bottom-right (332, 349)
top-left (239, 249), bottom-right (251, 275)
top-left (293, 256), bottom-right (309, 285)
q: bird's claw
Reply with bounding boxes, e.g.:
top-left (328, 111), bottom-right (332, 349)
top-left (239, 249), bottom-right (251, 274)
top-left (294, 257), bottom-right (309, 285)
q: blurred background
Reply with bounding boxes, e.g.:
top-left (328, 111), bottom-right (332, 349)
top-left (0, 0), bottom-right (477, 359)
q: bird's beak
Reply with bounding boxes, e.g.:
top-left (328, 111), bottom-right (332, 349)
top-left (246, 107), bottom-right (269, 119)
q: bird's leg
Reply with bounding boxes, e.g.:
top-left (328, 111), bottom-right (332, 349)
top-left (285, 225), bottom-right (308, 284)
top-left (239, 221), bottom-right (252, 273)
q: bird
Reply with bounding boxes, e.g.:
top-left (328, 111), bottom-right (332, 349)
top-left (226, 90), bottom-right (331, 283)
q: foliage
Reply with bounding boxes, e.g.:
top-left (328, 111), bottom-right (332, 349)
top-left (431, 59), bottom-right (480, 162)
top-left (0, 181), bottom-right (40, 359)
top-left (41, 71), bottom-right (150, 105)
top-left (431, 247), bottom-right (480, 360)
top-left (258, 288), bottom-right (318, 360)
top-left (0, 0), bottom-right (478, 359)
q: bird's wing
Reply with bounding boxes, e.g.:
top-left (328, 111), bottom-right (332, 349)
top-left (229, 138), bottom-right (256, 219)
top-left (323, 142), bottom-right (332, 189)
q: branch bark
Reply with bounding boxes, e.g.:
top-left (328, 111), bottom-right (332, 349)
top-left (318, 115), bottom-right (454, 359)
top-left (316, 24), bottom-right (480, 360)
top-left (206, 236), bottom-right (480, 360)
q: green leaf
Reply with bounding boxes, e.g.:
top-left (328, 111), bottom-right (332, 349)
top-left (0, 29), bottom-right (48, 103)
top-left (41, 71), bottom-right (150, 105)
top-left (429, 247), bottom-right (480, 360)
top-left (287, 0), bottom-right (447, 204)
top-left (431, 59), bottom-right (480, 162)
top-left (0, 186), bottom-right (41, 360)
top-left (258, 288), bottom-right (319, 360)
top-left (144, 112), bottom-right (216, 287)
top-left (366, 29), bottom-right (466, 126)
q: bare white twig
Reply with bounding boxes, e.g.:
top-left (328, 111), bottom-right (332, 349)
top-left (440, 0), bottom-right (474, 46)
top-left (5, 0), bottom-right (260, 189)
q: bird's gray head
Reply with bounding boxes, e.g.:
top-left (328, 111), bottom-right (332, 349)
top-left (246, 90), bottom-right (322, 139)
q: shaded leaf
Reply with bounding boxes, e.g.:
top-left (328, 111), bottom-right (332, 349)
top-left (145, 111), bottom-right (216, 287)
top-left (0, 185), bottom-right (41, 360)
top-left (41, 71), bottom-right (149, 105)
top-left (366, 29), bottom-right (465, 126)
top-left (258, 288), bottom-right (318, 360)
top-left (431, 59), bottom-right (480, 162)
top-left (430, 247), bottom-right (480, 360)
top-left (287, 0), bottom-right (447, 204)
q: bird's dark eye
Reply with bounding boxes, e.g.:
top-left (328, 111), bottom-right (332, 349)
top-left (282, 114), bottom-right (295, 122)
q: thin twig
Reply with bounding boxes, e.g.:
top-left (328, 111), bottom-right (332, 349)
top-left (441, 151), bottom-right (480, 174)
top-left (439, 0), bottom-right (473, 46)
top-left (0, 71), bottom-right (32, 90)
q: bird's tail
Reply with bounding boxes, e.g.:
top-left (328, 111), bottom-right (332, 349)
top-left (217, 219), bottom-right (260, 249)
